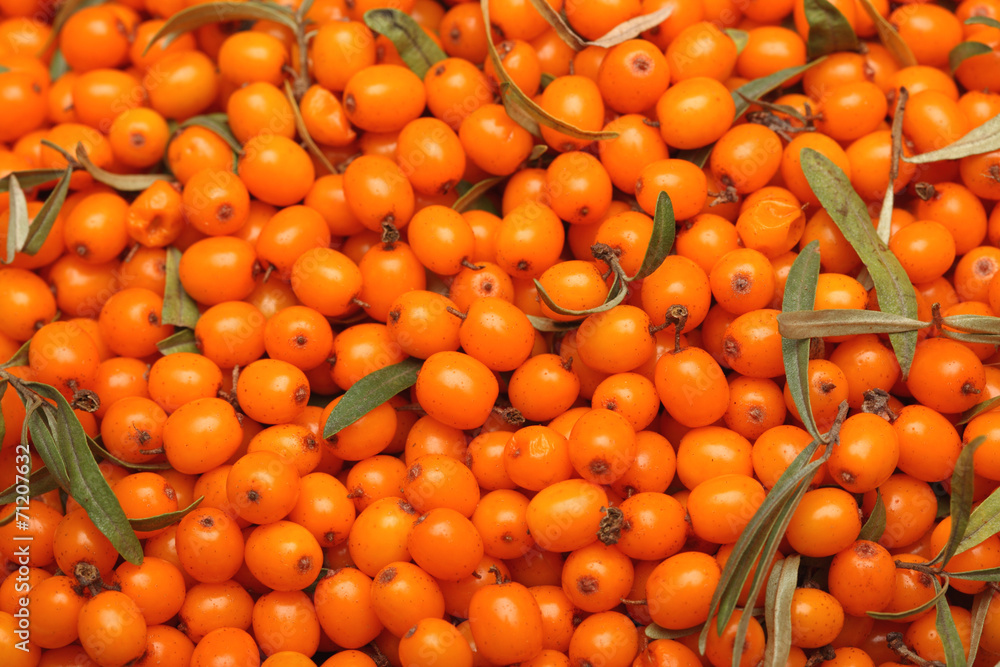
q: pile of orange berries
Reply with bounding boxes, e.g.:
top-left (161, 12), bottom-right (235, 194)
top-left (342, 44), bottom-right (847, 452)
top-left (4, 0), bottom-right (1000, 666)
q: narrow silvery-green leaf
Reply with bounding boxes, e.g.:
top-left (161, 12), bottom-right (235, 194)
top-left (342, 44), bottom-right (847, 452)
top-left (934, 579), bottom-right (968, 667)
top-left (856, 0), bottom-right (916, 67)
top-left (143, 1), bottom-right (297, 54)
top-left (931, 435), bottom-right (985, 568)
top-left (88, 436), bottom-right (172, 471)
top-left (631, 191), bottom-right (675, 281)
top-left (452, 176), bottom-right (504, 213)
top-left (905, 110), bottom-right (1000, 164)
top-left (535, 267), bottom-right (627, 317)
top-left (968, 591), bottom-right (991, 667)
top-left (966, 16), bottom-right (1000, 29)
top-left (867, 578), bottom-right (948, 620)
top-left (156, 328), bottom-right (200, 355)
top-left (800, 148), bottom-right (919, 378)
top-left (958, 485), bottom-right (1000, 554)
top-left (129, 496), bottom-right (204, 532)
top-left (957, 395), bottom-right (1000, 426)
top-left (76, 146), bottom-right (172, 191)
top-left (324, 358), bottom-right (423, 438)
top-left (645, 624), bottom-right (703, 640)
top-left (859, 490), bottom-right (886, 542)
top-left (179, 114), bottom-right (242, 154)
top-left (22, 165), bottom-right (72, 256)
top-left (950, 41), bottom-right (993, 73)
top-left (526, 314), bottom-right (581, 332)
top-left (587, 8), bottom-right (672, 48)
top-left (0, 169), bottom-right (65, 194)
top-left (283, 81), bottom-right (337, 176)
top-left (777, 309), bottom-right (926, 340)
top-left (781, 241), bottom-right (822, 442)
top-left (803, 0), bottom-right (859, 59)
top-left (726, 29), bottom-right (748, 54)
top-left (4, 174), bottom-right (29, 264)
top-left (876, 89), bottom-right (907, 244)
top-left (0, 465), bottom-right (58, 504)
top-left (161, 247), bottom-right (200, 329)
top-left (0, 339), bottom-right (30, 370)
top-left (762, 555), bottom-right (800, 667)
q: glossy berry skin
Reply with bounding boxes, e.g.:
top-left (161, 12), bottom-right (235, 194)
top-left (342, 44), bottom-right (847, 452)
top-left (468, 577), bottom-right (544, 665)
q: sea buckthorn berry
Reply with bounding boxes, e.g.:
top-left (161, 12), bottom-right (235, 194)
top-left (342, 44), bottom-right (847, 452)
top-left (508, 353), bottom-right (581, 422)
top-left (343, 154), bottom-right (416, 233)
top-left (538, 75), bottom-right (605, 152)
top-left (709, 124), bottom-right (783, 198)
top-left (931, 515), bottom-right (1000, 595)
top-left (176, 507), bottom-right (245, 584)
top-left (789, 588), bottom-right (845, 649)
top-left (735, 194), bottom-right (806, 259)
top-left (399, 618), bottom-right (475, 667)
top-left (705, 609), bottom-right (766, 667)
top-left (721, 309), bottom-right (785, 379)
top-left (408, 507), bottom-right (485, 581)
top-left (656, 77), bottom-right (735, 150)
top-left (615, 492), bottom-right (686, 561)
top-left (567, 408), bottom-right (636, 485)
top-left (576, 305), bottom-right (655, 375)
top-left (786, 487), bottom-right (862, 558)
top-left (371, 561), bottom-right (446, 637)
top-left (646, 551), bottom-right (721, 630)
top-left (109, 108), bottom-right (170, 169)
top-left (113, 471), bottom-right (179, 539)
top-left (238, 134), bottom-right (316, 207)
top-left (459, 104), bottom-right (535, 177)
top-left (343, 64), bottom-right (427, 134)
top-left (827, 413), bottom-right (899, 494)
top-left (28, 320), bottom-right (101, 400)
top-left (0, 267), bottom-right (57, 341)
top-left (227, 450), bottom-right (301, 525)
top-left (404, 453), bottom-right (481, 518)
top-left (53, 507), bottom-right (118, 578)
top-left (828, 540), bottom-right (896, 616)
top-left (244, 521), bottom-right (323, 592)
top-left (77, 590), bottom-right (147, 667)
top-left (882, 554), bottom-right (937, 622)
top-left (314, 568), bottom-right (383, 649)
top-left (526, 479), bottom-right (607, 553)
top-left (546, 151), bottom-right (613, 227)
top-left (687, 474), bottom-right (765, 544)
top-left (906, 605), bottom-right (973, 664)
top-left (503, 425), bottom-right (572, 491)
top-left (782, 358), bottom-right (849, 433)
top-left (236, 359), bottom-right (310, 425)
top-left (596, 39), bottom-right (670, 114)
top-left (468, 574), bottom-right (543, 665)
top-left (635, 158), bottom-right (708, 222)
top-left (217, 31), bottom-right (288, 87)
top-left (655, 345), bottom-right (729, 428)
top-left (906, 337), bottom-right (986, 414)
top-left (893, 404), bottom-right (963, 483)
top-left (677, 426), bottom-right (752, 489)
top-left (709, 248), bottom-right (776, 315)
top-left (591, 372), bottom-right (659, 431)
top-left (598, 114), bottom-right (670, 195)
top-left (163, 397), bottom-right (244, 475)
top-left (415, 351), bottom-right (499, 431)
top-left (665, 21), bottom-right (738, 82)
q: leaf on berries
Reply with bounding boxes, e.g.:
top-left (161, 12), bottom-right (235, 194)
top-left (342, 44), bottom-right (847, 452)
top-left (179, 114), bottom-right (243, 155)
top-left (856, 0), bottom-right (917, 67)
top-left (934, 579), bottom-right (968, 667)
top-left (867, 577), bottom-right (948, 620)
top-left (20, 165), bottom-right (73, 258)
top-left (88, 436), bottom-right (173, 471)
top-left (930, 435), bottom-right (986, 568)
top-left (957, 483), bottom-right (1000, 555)
top-left (645, 623), bottom-right (703, 640)
top-left (0, 339), bottom-right (31, 370)
top-left (725, 29), bottom-right (748, 55)
top-left (483, 0), bottom-right (618, 142)
top-left (364, 8), bottom-right (448, 78)
top-left (283, 81), bottom-right (337, 176)
top-left (587, 8), bottom-right (673, 48)
top-left (161, 247), bottom-right (200, 329)
top-left (48, 50), bottom-right (69, 81)
top-left (324, 358), bottom-right (423, 438)
top-left (143, 1), bottom-right (297, 54)
top-left (905, 110), bottom-right (1000, 163)
top-left (966, 16), bottom-right (1000, 29)
top-left (525, 314), bottom-right (582, 332)
top-left (128, 496), bottom-right (205, 532)
top-left (10, 379), bottom-right (143, 564)
top-left (76, 146), bottom-right (172, 191)
top-left (803, 0), bottom-right (859, 59)
top-left (968, 590), bottom-right (991, 667)
top-left (0, 169), bottom-right (66, 194)
top-left (523, 0), bottom-right (588, 51)
top-left (942, 313), bottom-right (1000, 335)
top-left (0, 465), bottom-right (58, 505)
top-left (701, 436), bottom-right (830, 653)
top-left (452, 176), bottom-right (505, 213)
top-left (876, 88), bottom-right (908, 244)
top-left (675, 60), bottom-right (824, 167)
top-left (777, 309), bottom-right (927, 340)
top-left (762, 554), bottom-right (799, 667)
top-left (949, 41), bottom-right (993, 73)
top-left (156, 328), bottom-right (200, 356)
top-left (4, 174), bottom-right (29, 264)
top-left (800, 148), bottom-right (920, 378)
top-left (781, 240), bottom-right (822, 442)
top-left (631, 191), bottom-right (675, 281)
top-left (534, 271), bottom-right (628, 317)
top-left (858, 489), bottom-right (886, 542)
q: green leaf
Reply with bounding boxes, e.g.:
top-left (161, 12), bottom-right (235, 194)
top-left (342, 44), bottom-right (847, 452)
top-left (803, 0), bottom-right (859, 59)
top-left (128, 496), bottom-right (204, 532)
top-left (950, 41), bottom-right (993, 73)
top-left (940, 330), bottom-right (1000, 345)
top-left (283, 81), bottom-right (337, 176)
top-left (143, 1), bottom-right (297, 54)
top-left (957, 395), bottom-right (1000, 426)
top-left (523, 0), bottom-right (587, 50)
top-left (586, 8), bottom-right (673, 48)
top-left (75, 146), bottom-right (172, 191)
top-left (452, 176), bottom-right (505, 214)
top-left (540, 72), bottom-right (555, 89)
top-left (876, 88), bottom-right (908, 244)
top-left (161, 247), bottom-right (200, 329)
top-left (364, 8), bottom-right (447, 78)
top-left (0, 464), bottom-right (58, 504)
top-left (726, 29), bottom-right (749, 55)
top-left (781, 241), bottom-right (822, 442)
top-left (934, 580), bottom-right (968, 667)
top-left (21, 165), bottom-right (72, 257)
top-left (762, 555), bottom-right (800, 667)
top-left (323, 358), bottom-right (423, 438)
top-left (675, 60), bottom-right (824, 167)
top-left (859, 490), bottom-right (886, 542)
top-left (777, 309), bottom-right (927, 340)
top-left (940, 566), bottom-right (1000, 581)
top-left (856, 0), bottom-right (917, 67)
top-left (156, 328), bottom-right (200, 355)
top-left (957, 485), bottom-right (1000, 554)
top-left (800, 148), bottom-right (919, 378)
top-left (968, 591), bottom-right (991, 667)
top-left (942, 313), bottom-right (1000, 334)
top-left (525, 314), bottom-right (581, 332)
top-left (179, 114), bottom-right (242, 155)
top-left (931, 435), bottom-right (986, 568)
top-left (645, 624), bottom-right (703, 640)
top-left (483, 0), bottom-right (617, 142)
top-left (0, 169), bottom-right (65, 194)
top-left (13, 380), bottom-right (143, 564)
top-left (48, 50), bottom-right (69, 82)
top-left (88, 436), bottom-right (173, 472)
top-left (905, 109), bottom-right (1000, 164)
top-left (534, 271), bottom-right (628, 318)
top-left (701, 437), bottom-right (829, 653)
top-left (631, 191), bottom-right (675, 282)
top-left (966, 16), bottom-right (1000, 29)
top-left (4, 174), bottom-right (28, 264)
top-left (867, 578), bottom-right (948, 620)
top-left (0, 339), bottom-right (30, 370)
